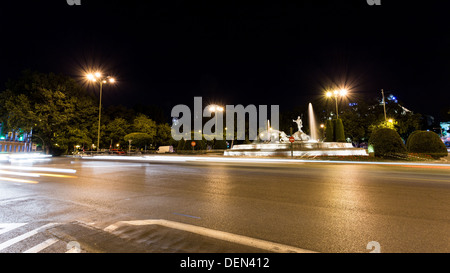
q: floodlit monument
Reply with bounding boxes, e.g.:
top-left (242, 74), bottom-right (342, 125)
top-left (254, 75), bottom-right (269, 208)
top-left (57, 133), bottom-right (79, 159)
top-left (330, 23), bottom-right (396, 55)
top-left (224, 103), bottom-right (368, 157)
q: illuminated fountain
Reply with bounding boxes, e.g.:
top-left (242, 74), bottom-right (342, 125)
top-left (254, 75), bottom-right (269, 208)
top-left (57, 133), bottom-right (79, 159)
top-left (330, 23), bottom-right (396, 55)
top-left (224, 103), bottom-right (368, 157)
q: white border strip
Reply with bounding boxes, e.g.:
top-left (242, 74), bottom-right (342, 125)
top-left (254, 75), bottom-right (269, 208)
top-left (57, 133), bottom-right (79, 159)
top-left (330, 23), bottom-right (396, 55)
top-left (104, 219), bottom-right (316, 253)
top-left (0, 223), bottom-right (27, 236)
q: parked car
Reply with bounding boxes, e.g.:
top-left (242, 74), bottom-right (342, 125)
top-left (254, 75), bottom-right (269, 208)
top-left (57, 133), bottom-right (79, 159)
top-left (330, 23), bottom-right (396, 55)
top-left (109, 149), bottom-right (126, 155)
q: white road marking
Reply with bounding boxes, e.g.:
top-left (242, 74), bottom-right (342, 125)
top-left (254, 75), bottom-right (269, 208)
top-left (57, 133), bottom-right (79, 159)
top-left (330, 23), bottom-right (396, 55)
top-left (0, 223), bottom-right (27, 236)
top-left (23, 238), bottom-right (59, 253)
top-left (0, 223), bottom-right (58, 252)
top-left (104, 219), bottom-right (317, 253)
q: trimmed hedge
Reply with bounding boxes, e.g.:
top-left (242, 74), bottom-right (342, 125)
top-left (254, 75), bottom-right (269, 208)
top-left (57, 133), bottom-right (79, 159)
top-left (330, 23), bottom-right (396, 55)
top-left (334, 118), bottom-right (346, 142)
top-left (369, 128), bottom-right (407, 158)
top-left (325, 119), bottom-right (334, 142)
top-left (406, 130), bottom-right (448, 158)
top-left (214, 139), bottom-right (228, 149)
top-left (406, 130), bottom-right (421, 151)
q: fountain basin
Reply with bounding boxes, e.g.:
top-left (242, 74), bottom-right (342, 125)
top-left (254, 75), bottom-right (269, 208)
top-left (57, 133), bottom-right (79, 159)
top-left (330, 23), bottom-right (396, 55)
top-left (224, 142), bottom-right (368, 157)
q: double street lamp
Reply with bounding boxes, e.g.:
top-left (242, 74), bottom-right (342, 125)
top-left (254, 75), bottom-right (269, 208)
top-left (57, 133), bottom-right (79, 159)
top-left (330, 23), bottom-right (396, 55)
top-left (208, 105), bottom-right (224, 139)
top-left (325, 89), bottom-right (348, 119)
top-left (87, 72), bottom-right (116, 152)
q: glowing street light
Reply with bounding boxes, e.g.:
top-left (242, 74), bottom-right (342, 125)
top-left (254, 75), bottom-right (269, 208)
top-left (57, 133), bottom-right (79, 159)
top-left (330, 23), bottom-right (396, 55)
top-left (325, 89), bottom-right (348, 119)
top-left (208, 104), bottom-right (224, 139)
top-left (209, 105), bottom-right (223, 112)
top-left (87, 72), bottom-right (116, 152)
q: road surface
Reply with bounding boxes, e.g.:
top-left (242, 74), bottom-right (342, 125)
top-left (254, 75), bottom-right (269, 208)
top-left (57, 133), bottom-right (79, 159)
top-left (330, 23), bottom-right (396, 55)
top-left (0, 156), bottom-right (449, 253)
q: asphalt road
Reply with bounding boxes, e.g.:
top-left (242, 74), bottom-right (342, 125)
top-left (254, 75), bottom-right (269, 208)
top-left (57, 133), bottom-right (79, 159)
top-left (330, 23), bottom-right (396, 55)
top-left (0, 156), bottom-right (449, 253)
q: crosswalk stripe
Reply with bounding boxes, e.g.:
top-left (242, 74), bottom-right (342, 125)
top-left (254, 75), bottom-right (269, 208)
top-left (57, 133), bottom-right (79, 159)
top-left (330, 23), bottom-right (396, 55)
top-left (0, 223), bottom-right (58, 252)
top-left (23, 238), bottom-right (59, 253)
top-left (0, 223), bottom-right (27, 236)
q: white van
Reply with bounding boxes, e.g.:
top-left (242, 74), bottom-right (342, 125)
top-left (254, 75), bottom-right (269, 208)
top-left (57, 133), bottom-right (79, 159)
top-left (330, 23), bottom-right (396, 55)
top-left (156, 145), bottom-right (174, 154)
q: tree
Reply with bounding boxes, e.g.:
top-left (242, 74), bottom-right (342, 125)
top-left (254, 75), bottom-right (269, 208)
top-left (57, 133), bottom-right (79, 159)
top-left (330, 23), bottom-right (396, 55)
top-left (0, 91), bottom-right (35, 133)
top-left (0, 71), bottom-right (98, 154)
top-left (340, 107), bottom-right (368, 145)
top-left (104, 117), bottom-right (130, 148)
top-left (133, 114), bottom-right (157, 139)
top-left (132, 104), bottom-right (167, 124)
top-left (177, 138), bottom-right (186, 151)
top-left (154, 123), bottom-right (175, 147)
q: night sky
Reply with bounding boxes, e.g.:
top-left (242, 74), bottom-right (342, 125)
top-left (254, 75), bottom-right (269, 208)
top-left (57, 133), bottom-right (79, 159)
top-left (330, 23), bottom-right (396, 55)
top-left (1, 0), bottom-right (449, 120)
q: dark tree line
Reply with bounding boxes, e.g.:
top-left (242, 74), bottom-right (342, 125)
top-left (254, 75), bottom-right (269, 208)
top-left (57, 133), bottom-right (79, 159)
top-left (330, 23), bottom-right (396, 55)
top-left (0, 71), bottom-right (174, 154)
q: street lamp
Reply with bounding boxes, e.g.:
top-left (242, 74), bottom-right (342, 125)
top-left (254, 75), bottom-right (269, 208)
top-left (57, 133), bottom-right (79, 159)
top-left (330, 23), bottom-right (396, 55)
top-left (325, 89), bottom-right (348, 119)
top-left (209, 105), bottom-right (224, 112)
top-left (86, 72), bottom-right (116, 152)
top-left (208, 104), bottom-right (224, 139)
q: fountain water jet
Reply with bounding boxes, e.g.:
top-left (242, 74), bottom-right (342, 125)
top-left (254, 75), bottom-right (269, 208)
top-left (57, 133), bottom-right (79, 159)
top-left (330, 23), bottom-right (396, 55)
top-left (308, 103), bottom-right (318, 142)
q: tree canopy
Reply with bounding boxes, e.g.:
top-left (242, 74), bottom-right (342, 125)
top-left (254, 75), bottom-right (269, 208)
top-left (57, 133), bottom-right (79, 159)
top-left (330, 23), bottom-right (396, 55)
top-left (0, 71), bottom-right (172, 154)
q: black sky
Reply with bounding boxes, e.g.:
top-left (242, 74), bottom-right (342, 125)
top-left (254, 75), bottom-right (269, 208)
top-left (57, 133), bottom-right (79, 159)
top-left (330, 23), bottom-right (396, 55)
top-left (1, 0), bottom-right (449, 119)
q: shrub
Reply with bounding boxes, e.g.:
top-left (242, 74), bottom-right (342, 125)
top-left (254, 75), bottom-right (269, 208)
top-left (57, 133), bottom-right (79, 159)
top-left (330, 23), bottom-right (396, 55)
top-left (334, 118), bottom-right (346, 142)
top-left (325, 119), bottom-right (334, 142)
top-left (405, 130), bottom-right (421, 151)
top-left (407, 130), bottom-right (448, 159)
top-left (214, 139), bottom-right (228, 149)
top-left (369, 128), bottom-right (407, 158)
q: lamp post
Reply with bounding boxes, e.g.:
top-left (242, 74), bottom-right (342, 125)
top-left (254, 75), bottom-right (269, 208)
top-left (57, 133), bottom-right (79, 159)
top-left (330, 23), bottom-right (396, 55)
top-left (87, 72), bottom-right (115, 152)
top-left (381, 89), bottom-right (387, 122)
top-left (325, 89), bottom-right (347, 119)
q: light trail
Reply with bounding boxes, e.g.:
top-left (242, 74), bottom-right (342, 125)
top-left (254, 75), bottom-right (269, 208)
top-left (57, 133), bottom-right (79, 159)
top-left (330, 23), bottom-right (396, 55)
top-left (33, 173), bottom-right (77, 178)
top-left (0, 177), bottom-right (39, 184)
top-left (0, 165), bottom-right (76, 174)
top-left (0, 170), bottom-right (41, 177)
top-left (81, 155), bottom-right (450, 168)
